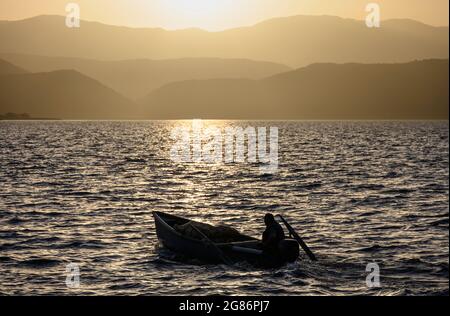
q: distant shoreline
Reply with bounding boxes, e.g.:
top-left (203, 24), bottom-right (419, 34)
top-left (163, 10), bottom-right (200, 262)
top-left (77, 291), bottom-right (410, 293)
top-left (0, 117), bottom-right (59, 121)
top-left (0, 118), bottom-right (448, 122)
top-left (0, 113), bottom-right (59, 120)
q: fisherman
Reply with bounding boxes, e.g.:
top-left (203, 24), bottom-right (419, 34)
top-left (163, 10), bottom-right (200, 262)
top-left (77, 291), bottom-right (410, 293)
top-left (262, 213), bottom-right (285, 254)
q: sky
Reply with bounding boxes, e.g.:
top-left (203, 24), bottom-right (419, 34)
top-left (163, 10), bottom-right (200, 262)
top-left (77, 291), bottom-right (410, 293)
top-left (0, 0), bottom-right (448, 31)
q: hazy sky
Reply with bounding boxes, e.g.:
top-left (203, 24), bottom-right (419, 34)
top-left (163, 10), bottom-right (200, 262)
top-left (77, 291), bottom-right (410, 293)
top-left (0, 0), bottom-right (448, 30)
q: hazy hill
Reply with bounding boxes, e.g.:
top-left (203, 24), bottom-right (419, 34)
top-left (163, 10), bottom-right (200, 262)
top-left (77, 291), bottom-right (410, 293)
top-left (0, 53), bottom-right (290, 99)
top-left (0, 15), bottom-right (447, 67)
top-left (0, 65), bottom-right (140, 119)
top-left (141, 59), bottom-right (449, 120)
top-left (0, 58), bottom-right (28, 74)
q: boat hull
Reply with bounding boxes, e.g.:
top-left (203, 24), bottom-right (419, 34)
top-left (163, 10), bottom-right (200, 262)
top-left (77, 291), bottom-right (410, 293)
top-left (153, 211), bottom-right (295, 268)
top-left (154, 211), bottom-right (223, 263)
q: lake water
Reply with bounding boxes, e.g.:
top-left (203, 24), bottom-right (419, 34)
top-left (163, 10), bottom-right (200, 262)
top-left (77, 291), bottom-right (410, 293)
top-left (0, 121), bottom-right (448, 295)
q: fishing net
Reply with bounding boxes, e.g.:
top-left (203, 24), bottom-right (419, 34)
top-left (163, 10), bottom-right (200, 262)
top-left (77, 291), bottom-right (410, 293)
top-left (174, 221), bottom-right (246, 243)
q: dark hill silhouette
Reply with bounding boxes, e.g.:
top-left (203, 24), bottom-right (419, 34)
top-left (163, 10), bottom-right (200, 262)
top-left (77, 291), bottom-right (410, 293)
top-left (0, 15), bottom-right (447, 67)
top-left (141, 59), bottom-right (449, 120)
top-left (0, 53), bottom-right (290, 99)
top-left (0, 66), bottom-right (140, 119)
top-left (0, 58), bottom-right (28, 74)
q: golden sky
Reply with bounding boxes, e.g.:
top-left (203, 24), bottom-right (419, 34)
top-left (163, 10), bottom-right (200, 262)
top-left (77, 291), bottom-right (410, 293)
top-left (0, 0), bottom-right (448, 30)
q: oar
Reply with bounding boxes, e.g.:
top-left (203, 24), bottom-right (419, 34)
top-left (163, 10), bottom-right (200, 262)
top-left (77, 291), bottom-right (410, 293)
top-left (276, 215), bottom-right (317, 261)
top-left (190, 224), bottom-right (233, 265)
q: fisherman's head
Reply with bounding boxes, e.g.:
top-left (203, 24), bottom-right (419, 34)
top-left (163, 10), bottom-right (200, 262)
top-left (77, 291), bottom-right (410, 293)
top-left (264, 213), bottom-right (275, 226)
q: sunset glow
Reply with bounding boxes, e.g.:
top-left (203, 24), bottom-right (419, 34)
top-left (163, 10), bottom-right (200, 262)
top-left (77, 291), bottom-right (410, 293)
top-left (0, 0), bottom-right (448, 30)
top-left (161, 0), bottom-right (232, 20)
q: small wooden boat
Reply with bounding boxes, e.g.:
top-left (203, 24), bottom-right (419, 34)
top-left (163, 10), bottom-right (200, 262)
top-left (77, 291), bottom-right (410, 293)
top-left (153, 211), bottom-right (300, 268)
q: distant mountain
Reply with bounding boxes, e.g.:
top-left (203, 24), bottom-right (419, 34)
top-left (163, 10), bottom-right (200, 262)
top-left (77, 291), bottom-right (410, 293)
top-left (0, 15), bottom-right (447, 67)
top-left (0, 63), bottom-right (140, 119)
top-left (0, 53), bottom-right (290, 99)
top-left (141, 59), bottom-right (449, 120)
top-left (0, 58), bottom-right (28, 74)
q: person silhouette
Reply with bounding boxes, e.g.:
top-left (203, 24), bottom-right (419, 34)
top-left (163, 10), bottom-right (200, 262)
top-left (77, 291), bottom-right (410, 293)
top-left (262, 213), bottom-right (285, 254)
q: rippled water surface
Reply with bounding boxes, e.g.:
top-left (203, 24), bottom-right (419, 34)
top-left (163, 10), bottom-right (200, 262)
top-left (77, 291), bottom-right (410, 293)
top-left (0, 121), bottom-right (448, 296)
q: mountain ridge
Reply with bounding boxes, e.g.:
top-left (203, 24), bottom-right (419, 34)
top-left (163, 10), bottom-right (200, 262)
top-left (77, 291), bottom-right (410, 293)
top-left (4, 14), bottom-right (448, 31)
top-left (0, 53), bottom-right (291, 99)
top-left (1, 15), bottom-right (447, 67)
top-left (141, 59), bottom-right (449, 120)
top-left (0, 65), bottom-right (141, 119)
top-left (0, 58), bottom-right (28, 74)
